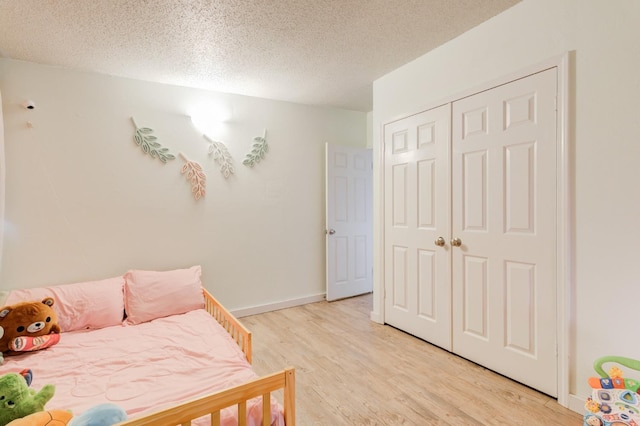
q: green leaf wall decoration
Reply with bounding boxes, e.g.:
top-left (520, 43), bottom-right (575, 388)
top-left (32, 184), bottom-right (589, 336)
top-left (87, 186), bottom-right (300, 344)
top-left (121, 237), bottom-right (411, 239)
top-left (243, 129), bottom-right (268, 168)
top-left (204, 135), bottom-right (235, 179)
top-left (179, 153), bottom-right (206, 201)
top-left (130, 117), bottom-right (176, 163)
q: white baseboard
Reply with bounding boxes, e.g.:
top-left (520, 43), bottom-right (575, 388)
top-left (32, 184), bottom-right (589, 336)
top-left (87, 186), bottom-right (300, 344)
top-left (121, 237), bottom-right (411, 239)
top-left (231, 293), bottom-right (326, 318)
top-left (370, 310), bottom-right (383, 324)
top-left (568, 393), bottom-right (586, 415)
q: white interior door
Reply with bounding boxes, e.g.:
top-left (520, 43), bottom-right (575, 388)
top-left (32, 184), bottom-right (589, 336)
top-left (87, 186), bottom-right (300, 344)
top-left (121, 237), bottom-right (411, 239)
top-left (383, 105), bottom-right (452, 350)
top-left (451, 68), bottom-right (558, 396)
top-left (325, 143), bottom-right (373, 302)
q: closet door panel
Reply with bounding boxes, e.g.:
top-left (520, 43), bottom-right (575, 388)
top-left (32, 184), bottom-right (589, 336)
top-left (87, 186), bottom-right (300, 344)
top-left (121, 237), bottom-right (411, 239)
top-left (462, 150), bottom-right (488, 231)
top-left (384, 104), bottom-right (452, 351)
top-left (462, 254), bottom-right (488, 338)
top-left (451, 68), bottom-right (558, 397)
top-left (505, 142), bottom-right (536, 233)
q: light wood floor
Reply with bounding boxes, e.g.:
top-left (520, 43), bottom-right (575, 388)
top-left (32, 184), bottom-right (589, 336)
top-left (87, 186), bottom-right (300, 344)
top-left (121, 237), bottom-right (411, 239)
top-left (241, 293), bottom-right (582, 425)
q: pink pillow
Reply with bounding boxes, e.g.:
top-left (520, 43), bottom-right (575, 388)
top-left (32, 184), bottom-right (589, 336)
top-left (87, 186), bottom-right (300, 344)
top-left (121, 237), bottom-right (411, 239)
top-left (123, 265), bottom-right (204, 325)
top-left (5, 277), bottom-right (125, 332)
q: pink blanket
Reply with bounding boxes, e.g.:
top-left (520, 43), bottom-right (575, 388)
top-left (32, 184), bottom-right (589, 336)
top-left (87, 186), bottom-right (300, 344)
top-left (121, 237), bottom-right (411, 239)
top-left (0, 309), bottom-right (283, 425)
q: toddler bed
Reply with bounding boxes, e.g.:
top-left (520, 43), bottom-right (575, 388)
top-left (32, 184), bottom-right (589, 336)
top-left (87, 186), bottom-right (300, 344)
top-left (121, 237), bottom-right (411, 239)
top-left (0, 266), bottom-right (295, 426)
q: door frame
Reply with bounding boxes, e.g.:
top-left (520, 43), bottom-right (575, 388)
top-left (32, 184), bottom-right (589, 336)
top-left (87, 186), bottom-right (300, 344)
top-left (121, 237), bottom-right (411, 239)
top-left (374, 53), bottom-right (572, 407)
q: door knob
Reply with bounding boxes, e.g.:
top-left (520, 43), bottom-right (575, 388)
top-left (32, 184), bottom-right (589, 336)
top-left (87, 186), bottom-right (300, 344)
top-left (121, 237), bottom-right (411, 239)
top-left (327, 229), bottom-right (336, 235)
top-left (451, 237), bottom-right (462, 247)
top-left (434, 237), bottom-right (445, 247)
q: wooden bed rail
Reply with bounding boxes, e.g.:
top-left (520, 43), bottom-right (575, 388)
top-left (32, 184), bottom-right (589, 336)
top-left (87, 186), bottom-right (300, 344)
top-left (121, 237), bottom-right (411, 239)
top-left (113, 289), bottom-right (294, 425)
top-left (116, 367), bottom-right (296, 426)
top-left (203, 288), bottom-right (253, 363)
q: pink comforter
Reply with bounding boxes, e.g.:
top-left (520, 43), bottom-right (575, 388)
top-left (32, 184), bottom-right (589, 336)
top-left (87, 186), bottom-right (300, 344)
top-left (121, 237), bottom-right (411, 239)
top-left (0, 309), bottom-right (283, 425)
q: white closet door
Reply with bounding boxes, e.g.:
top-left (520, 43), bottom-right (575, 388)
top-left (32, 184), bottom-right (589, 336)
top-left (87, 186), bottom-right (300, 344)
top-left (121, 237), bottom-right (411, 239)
top-left (451, 68), bottom-right (558, 396)
top-left (384, 104), bottom-right (452, 350)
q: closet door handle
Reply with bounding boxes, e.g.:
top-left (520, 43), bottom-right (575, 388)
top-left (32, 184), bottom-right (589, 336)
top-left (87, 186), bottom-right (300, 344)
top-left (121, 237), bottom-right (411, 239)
top-left (434, 237), bottom-right (446, 247)
top-left (451, 237), bottom-right (462, 247)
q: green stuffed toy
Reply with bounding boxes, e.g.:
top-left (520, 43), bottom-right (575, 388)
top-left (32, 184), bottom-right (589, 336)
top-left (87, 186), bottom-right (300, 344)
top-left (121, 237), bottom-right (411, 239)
top-left (0, 369), bottom-right (54, 425)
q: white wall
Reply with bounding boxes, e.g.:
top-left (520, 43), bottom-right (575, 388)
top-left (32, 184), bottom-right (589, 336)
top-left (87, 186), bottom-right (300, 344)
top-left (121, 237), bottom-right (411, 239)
top-left (0, 59), bottom-right (367, 313)
top-left (372, 0), bottom-right (640, 408)
top-left (0, 89), bottom-right (4, 268)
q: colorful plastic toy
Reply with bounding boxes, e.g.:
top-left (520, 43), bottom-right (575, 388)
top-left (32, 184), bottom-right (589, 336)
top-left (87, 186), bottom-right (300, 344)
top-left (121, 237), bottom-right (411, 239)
top-left (584, 356), bottom-right (640, 426)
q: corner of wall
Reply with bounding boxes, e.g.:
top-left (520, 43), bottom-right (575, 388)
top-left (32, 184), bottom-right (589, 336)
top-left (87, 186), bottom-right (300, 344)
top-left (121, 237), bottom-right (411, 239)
top-left (366, 111), bottom-right (373, 149)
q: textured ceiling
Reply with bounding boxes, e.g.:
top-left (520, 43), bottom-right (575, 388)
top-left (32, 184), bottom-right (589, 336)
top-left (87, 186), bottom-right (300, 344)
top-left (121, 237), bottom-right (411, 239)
top-left (0, 0), bottom-right (519, 111)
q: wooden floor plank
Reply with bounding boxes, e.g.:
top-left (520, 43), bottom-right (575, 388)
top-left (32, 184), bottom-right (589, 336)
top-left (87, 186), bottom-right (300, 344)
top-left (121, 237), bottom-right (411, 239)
top-left (242, 294), bottom-right (582, 425)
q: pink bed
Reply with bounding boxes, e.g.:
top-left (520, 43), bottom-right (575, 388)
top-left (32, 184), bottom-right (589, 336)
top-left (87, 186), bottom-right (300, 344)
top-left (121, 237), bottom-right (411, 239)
top-left (0, 267), bottom-right (289, 425)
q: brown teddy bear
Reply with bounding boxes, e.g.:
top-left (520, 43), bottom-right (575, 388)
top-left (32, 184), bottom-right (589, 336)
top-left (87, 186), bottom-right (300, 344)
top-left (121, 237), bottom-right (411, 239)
top-left (0, 298), bottom-right (61, 358)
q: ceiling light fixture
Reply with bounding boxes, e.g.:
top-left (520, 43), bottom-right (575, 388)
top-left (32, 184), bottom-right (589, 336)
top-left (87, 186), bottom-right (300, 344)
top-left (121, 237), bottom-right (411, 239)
top-left (189, 102), bottom-right (232, 136)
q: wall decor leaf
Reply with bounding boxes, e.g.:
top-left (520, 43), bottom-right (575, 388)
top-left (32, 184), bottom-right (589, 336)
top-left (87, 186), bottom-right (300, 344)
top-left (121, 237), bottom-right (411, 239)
top-left (204, 135), bottom-right (235, 179)
top-left (243, 129), bottom-right (268, 168)
top-left (130, 117), bottom-right (176, 163)
top-left (179, 152), bottom-right (206, 201)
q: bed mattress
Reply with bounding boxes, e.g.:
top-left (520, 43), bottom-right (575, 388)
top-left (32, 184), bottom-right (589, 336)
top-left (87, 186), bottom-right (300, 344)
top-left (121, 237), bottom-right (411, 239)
top-left (0, 309), bottom-right (283, 425)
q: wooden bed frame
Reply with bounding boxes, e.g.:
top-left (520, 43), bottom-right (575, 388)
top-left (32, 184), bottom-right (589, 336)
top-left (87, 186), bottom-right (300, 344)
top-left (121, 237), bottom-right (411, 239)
top-left (116, 289), bottom-right (296, 426)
